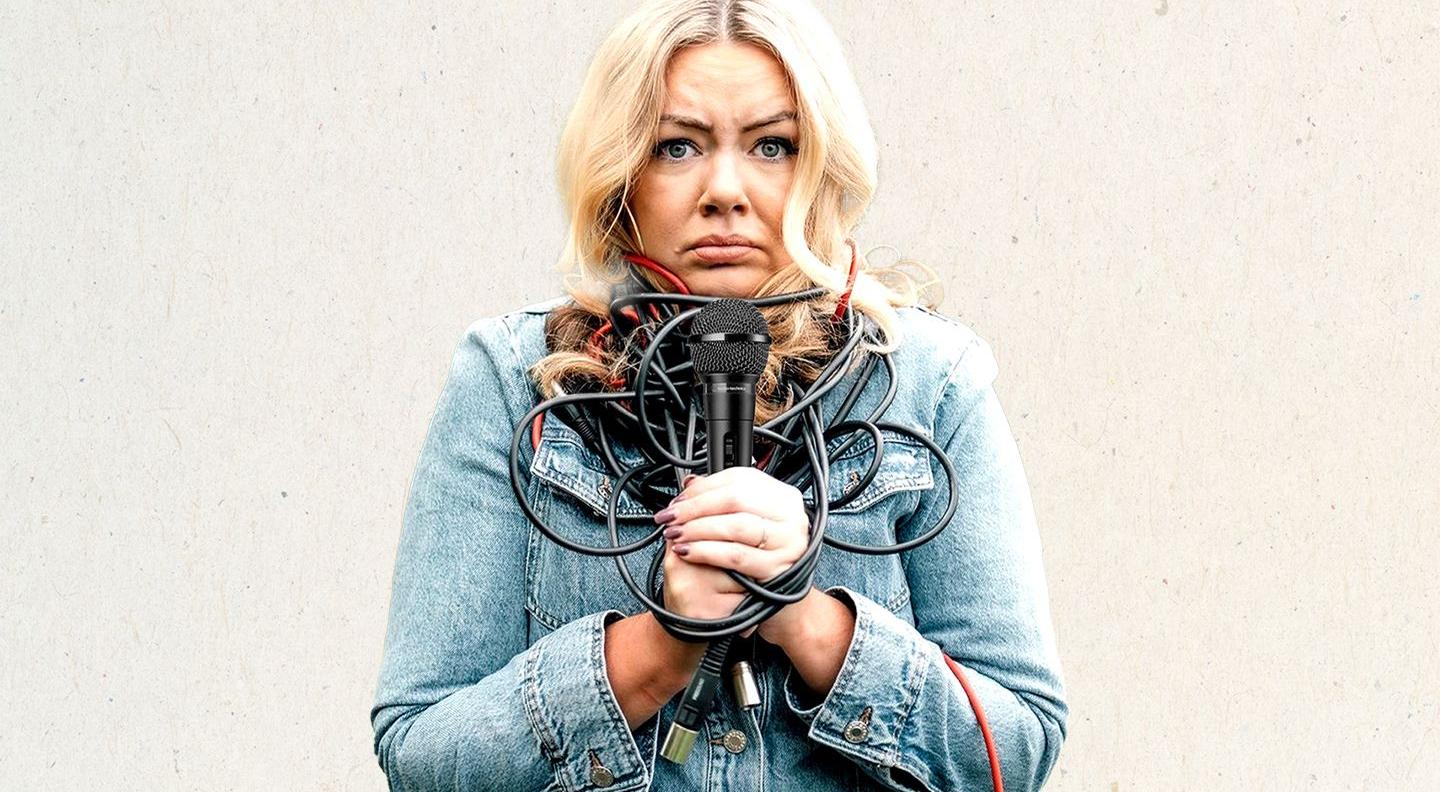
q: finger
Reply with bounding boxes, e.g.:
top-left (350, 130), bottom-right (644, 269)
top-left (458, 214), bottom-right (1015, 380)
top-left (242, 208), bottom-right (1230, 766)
top-left (678, 465), bottom-right (777, 497)
top-left (663, 546), bottom-right (747, 591)
top-left (664, 512), bottom-right (780, 550)
top-left (661, 479), bottom-right (793, 524)
top-left (671, 539), bottom-right (783, 581)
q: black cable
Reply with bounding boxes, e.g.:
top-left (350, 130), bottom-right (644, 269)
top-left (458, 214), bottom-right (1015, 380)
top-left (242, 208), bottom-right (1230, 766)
top-left (506, 283), bottom-right (960, 645)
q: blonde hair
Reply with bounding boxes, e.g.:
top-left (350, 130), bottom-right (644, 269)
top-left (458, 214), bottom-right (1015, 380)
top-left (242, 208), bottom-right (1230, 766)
top-left (534, 0), bottom-right (941, 424)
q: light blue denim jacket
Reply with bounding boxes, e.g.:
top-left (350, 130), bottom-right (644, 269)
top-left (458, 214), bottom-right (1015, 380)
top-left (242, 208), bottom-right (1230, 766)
top-left (370, 296), bottom-right (1068, 791)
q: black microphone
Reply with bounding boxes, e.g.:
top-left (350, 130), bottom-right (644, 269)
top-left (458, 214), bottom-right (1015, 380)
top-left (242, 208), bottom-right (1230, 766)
top-left (660, 298), bottom-right (772, 764)
top-left (688, 298), bottom-right (772, 473)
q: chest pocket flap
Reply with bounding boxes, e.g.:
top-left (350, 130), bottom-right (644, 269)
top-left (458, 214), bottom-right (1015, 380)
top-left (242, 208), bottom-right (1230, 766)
top-left (528, 417), bottom-right (665, 519)
top-left (800, 429), bottom-right (935, 514)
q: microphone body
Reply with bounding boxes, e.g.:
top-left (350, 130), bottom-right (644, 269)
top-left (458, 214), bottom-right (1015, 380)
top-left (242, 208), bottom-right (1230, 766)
top-left (702, 373), bottom-right (759, 473)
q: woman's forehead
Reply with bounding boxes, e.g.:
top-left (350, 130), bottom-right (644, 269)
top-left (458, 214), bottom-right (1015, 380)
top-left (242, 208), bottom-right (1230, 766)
top-left (661, 43), bottom-right (795, 125)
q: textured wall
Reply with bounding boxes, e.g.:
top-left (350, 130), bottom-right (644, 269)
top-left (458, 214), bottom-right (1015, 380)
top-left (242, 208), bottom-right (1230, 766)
top-left (3, 1), bottom-right (1436, 789)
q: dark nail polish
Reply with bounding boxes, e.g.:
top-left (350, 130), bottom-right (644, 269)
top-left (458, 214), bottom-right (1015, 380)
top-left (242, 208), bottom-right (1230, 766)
top-left (653, 507), bottom-right (677, 524)
top-left (673, 543), bottom-right (690, 556)
top-left (663, 526), bottom-right (681, 540)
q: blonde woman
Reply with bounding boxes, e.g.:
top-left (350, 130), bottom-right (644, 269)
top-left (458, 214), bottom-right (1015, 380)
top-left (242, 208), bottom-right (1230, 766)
top-left (370, 1), bottom-right (1067, 790)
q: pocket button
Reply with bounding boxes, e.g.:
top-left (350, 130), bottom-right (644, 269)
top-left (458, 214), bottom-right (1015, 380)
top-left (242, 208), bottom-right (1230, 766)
top-left (588, 749), bottom-right (615, 787)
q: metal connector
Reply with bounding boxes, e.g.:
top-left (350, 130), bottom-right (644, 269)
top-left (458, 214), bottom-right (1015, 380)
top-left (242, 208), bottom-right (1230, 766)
top-left (729, 660), bottom-right (761, 710)
top-left (660, 722), bottom-right (699, 764)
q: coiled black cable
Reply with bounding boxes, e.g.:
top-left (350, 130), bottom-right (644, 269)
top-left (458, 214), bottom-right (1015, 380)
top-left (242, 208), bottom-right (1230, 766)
top-left (505, 282), bottom-right (961, 647)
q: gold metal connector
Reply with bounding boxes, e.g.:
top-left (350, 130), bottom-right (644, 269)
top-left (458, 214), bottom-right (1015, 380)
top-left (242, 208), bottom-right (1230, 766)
top-left (660, 722), bottom-right (699, 764)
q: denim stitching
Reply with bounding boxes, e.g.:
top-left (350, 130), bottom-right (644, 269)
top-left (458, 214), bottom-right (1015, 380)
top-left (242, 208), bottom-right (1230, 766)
top-left (885, 641), bottom-right (931, 769)
top-left (522, 644), bottom-right (572, 790)
top-left (588, 612), bottom-right (644, 786)
top-left (813, 590), bottom-right (888, 767)
top-left (532, 438), bottom-right (652, 518)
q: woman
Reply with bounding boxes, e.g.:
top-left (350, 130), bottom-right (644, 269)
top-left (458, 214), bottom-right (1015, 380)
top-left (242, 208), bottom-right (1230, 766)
top-left (370, 1), bottom-right (1067, 790)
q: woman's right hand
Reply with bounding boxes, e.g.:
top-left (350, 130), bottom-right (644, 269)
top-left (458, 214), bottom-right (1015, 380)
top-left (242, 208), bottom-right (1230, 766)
top-left (658, 475), bottom-right (757, 636)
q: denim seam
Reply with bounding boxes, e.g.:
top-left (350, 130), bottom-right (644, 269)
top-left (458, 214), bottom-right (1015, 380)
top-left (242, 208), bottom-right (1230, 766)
top-left (884, 585), bottom-right (911, 615)
top-left (532, 439), bottom-right (651, 518)
top-left (526, 598), bottom-right (565, 632)
top-left (532, 469), bottom-right (651, 518)
top-left (523, 470), bottom-right (568, 633)
top-left (885, 642), bottom-right (931, 769)
top-left (587, 612), bottom-right (646, 788)
top-left (808, 474), bottom-right (933, 514)
top-left (809, 590), bottom-right (890, 767)
top-left (522, 644), bottom-right (571, 791)
top-left (883, 647), bottom-right (939, 792)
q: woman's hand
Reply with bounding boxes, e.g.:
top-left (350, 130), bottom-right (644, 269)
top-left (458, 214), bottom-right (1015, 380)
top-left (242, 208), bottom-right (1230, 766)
top-left (654, 468), bottom-right (812, 641)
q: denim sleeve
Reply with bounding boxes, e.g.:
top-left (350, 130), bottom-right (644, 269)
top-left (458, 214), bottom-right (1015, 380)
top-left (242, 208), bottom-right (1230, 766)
top-left (782, 335), bottom-right (1069, 791)
top-left (370, 317), bottom-right (654, 791)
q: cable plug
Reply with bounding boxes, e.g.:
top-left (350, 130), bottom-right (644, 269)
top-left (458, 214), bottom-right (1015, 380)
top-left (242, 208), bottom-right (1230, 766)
top-left (661, 637), bottom-right (732, 764)
top-left (729, 660), bottom-right (761, 710)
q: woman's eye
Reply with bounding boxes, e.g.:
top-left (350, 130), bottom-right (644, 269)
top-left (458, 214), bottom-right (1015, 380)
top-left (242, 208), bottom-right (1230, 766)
top-left (653, 139), bottom-right (697, 161)
top-left (755, 137), bottom-right (798, 160)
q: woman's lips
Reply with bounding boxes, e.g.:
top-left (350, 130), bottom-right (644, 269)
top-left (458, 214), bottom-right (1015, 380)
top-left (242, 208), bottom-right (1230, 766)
top-left (690, 244), bottom-right (757, 263)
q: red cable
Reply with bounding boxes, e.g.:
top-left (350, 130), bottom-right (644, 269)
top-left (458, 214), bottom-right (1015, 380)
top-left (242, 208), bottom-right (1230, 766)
top-left (623, 252), bottom-right (691, 294)
top-left (943, 652), bottom-right (1004, 792)
top-left (832, 238), bottom-right (859, 321)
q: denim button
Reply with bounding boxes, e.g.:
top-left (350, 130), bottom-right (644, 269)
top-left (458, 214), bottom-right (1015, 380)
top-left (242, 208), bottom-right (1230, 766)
top-left (842, 719), bottom-right (869, 743)
top-left (588, 749), bottom-right (615, 787)
top-left (589, 764), bottom-right (615, 787)
top-left (717, 728), bottom-right (747, 754)
top-left (843, 706), bottom-right (873, 743)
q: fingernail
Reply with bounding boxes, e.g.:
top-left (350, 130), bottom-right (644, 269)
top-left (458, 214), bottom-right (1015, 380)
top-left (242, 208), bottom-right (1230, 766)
top-left (662, 526), bottom-right (681, 540)
top-left (653, 507), bottom-right (677, 524)
top-left (682, 473), bottom-right (699, 486)
top-left (673, 543), bottom-right (690, 556)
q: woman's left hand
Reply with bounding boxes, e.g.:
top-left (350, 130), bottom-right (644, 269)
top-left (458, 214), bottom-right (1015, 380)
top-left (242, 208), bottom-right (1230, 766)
top-left (653, 467), bottom-right (813, 642)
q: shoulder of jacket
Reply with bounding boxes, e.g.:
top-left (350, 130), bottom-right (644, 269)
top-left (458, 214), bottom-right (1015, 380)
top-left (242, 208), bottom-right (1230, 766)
top-left (893, 304), bottom-right (991, 374)
top-left (455, 294), bottom-right (570, 374)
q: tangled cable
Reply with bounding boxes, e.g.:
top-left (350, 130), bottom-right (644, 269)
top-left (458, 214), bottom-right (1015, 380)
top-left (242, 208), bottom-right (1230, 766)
top-left (504, 274), bottom-right (960, 645)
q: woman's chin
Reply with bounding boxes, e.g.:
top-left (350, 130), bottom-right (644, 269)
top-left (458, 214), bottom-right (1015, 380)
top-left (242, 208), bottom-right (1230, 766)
top-left (685, 265), bottom-right (765, 298)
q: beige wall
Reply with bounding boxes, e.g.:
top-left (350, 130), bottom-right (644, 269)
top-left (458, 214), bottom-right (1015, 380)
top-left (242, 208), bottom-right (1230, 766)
top-left (3, 1), bottom-right (1436, 789)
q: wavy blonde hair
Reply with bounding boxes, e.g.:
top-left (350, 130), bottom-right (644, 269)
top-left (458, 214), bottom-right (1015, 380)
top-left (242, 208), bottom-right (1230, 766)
top-left (533, 0), bottom-right (941, 425)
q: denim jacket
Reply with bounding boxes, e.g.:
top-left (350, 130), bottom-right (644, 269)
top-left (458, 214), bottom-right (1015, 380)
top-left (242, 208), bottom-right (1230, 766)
top-left (370, 296), bottom-right (1068, 791)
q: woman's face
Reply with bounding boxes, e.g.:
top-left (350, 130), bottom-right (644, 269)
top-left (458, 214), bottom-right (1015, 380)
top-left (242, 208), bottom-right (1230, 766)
top-left (629, 42), bottom-right (799, 298)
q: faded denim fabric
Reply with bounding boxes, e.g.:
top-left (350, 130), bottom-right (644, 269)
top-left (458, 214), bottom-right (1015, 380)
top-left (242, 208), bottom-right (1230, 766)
top-left (370, 296), bottom-right (1068, 791)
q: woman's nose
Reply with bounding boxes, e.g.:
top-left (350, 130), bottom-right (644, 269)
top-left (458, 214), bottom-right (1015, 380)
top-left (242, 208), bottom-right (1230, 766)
top-left (698, 151), bottom-right (749, 216)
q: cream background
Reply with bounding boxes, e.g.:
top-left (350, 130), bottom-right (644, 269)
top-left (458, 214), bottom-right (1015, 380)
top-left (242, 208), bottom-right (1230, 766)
top-left (3, 1), bottom-right (1436, 789)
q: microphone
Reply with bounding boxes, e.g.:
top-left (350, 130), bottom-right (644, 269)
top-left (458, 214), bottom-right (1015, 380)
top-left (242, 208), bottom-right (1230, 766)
top-left (660, 298), bottom-right (771, 764)
top-left (688, 298), bottom-right (772, 473)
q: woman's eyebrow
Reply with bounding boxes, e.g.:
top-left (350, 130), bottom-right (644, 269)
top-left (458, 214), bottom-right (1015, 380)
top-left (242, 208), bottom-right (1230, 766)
top-left (659, 110), bottom-right (797, 134)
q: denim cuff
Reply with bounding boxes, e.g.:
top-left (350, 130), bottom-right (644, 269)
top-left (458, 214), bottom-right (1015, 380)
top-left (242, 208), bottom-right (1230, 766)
top-left (782, 585), bottom-right (931, 769)
top-left (524, 610), bottom-right (651, 791)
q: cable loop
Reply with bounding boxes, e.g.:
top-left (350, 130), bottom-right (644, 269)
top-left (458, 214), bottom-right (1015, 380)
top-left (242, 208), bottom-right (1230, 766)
top-left (506, 283), bottom-right (957, 643)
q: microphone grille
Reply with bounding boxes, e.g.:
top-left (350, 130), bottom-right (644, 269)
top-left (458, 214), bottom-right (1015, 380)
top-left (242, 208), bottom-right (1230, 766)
top-left (689, 298), bottom-right (771, 377)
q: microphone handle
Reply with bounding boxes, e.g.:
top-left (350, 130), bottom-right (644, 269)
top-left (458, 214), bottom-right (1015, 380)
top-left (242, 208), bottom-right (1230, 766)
top-left (703, 374), bottom-right (758, 473)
